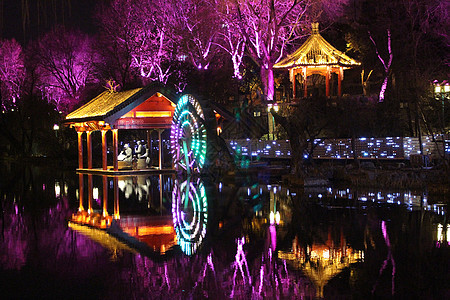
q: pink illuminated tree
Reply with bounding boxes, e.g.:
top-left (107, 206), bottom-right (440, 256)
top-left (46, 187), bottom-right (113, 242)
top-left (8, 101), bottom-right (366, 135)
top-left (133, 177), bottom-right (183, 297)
top-left (228, 0), bottom-right (312, 101)
top-left (34, 27), bottom-right (97, 113)
top-left (223, 0), bottom-right (349, 101)
top-left (0, 39), bottom-right (26, 111)
top-left (215, 4), bottom-right (246, 79)
top-left (124, 0), bottom-right (174, 83)
top-left (165, 0), bottom-right (221, 71)
top-left (97, 0), bottom-right (178, 86)
top-left (369, 30), bottom-right (393, 103)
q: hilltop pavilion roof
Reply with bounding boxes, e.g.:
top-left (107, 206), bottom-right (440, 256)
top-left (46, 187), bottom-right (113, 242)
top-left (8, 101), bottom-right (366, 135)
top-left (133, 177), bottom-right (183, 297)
top-left (274, 23), bottom-right (360, 69)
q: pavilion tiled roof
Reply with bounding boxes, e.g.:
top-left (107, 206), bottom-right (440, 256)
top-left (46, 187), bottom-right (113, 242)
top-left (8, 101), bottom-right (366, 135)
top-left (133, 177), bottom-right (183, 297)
top-left (64, 82), bottom-right (177, 125)
top-left (274, 23), bottom-right (360, 69)
top-left (65, 88), bottom-right (143, 122)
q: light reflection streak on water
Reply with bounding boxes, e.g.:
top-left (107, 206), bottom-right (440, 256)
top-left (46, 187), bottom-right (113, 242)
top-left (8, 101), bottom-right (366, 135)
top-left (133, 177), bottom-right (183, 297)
top-left (303, 186), bottom-right (447, 214)
top-left (230, 236), bottom-right (251, 298)
top-left (7, 170), bottom-right (448, 299)
top-left (372, 220), bottom-right (396, 296)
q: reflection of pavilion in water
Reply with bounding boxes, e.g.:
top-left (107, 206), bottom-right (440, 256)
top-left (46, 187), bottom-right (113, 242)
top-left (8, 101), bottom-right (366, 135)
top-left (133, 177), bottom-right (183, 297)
top-left (70, 174), bottom-right (208, 256)
top-left (278, 227), bottom-right (364, 298)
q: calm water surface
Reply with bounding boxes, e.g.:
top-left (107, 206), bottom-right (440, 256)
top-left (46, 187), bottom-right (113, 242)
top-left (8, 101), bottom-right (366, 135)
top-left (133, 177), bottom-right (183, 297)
top-left (0, 162), bottom-right (449, 299)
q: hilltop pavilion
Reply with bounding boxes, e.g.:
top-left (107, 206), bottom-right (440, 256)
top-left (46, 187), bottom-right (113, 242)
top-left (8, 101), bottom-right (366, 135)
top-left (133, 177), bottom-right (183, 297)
top-left (274, 23), bottom-right (360, 99)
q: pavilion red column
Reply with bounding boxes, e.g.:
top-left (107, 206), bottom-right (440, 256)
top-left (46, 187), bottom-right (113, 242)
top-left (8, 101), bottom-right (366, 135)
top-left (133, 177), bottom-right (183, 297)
top-left (158, 129), bottom-right (163, 170)
top-left (101, 130), bottom-right (108, 170)
top-left (159, 174), bottom-right (163, 216)
top-left (290, 68), bottom-right (297, 100)
top-left (86, 131), bottom-right (92, 169)
top-left (113, 176), bottom-right (119, 219)
top-left (338, 67), bottom-right (343, 97)
top-left (303, 67), bottom-right (308, 98)
top-left (112, 129), bottom-right (119, 171)
top-left (78, 174), bottom-right (84, 212)
top-left (77, 131), bottom-right (83, 169)
top-left (88, 174), bottom-right (93, 214)
top-left (146, 129), bottom-right (151, 154)
top-left (326, 67), bottom-right (330, 97)
top-left (102, 175), bottom-right (108, 217)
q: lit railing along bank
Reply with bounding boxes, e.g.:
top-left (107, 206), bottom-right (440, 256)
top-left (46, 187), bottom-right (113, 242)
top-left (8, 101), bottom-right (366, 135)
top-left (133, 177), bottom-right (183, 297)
top-left (227, 135), bottom-right (450, 160)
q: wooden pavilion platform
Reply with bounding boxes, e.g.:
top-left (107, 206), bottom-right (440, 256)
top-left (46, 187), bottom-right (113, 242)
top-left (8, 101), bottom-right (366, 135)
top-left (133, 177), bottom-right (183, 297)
top-left (76, 167), bottom-right (176, 176)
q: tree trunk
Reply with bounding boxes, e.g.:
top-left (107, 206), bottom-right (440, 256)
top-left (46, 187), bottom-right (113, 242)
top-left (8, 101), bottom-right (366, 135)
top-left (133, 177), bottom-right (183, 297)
top-left (261, 62), bottom-right (275, 101)
top-left (271, 112), bottom-right (306, 179)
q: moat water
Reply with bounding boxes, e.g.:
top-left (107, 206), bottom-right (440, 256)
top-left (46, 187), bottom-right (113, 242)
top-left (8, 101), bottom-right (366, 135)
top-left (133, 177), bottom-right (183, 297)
top-left (0, 162), bottom-right (448, 299)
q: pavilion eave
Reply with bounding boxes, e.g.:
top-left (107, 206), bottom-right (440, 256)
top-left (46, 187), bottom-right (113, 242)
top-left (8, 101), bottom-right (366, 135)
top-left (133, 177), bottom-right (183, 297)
top-left (274, 62), bottom-right (360, 70)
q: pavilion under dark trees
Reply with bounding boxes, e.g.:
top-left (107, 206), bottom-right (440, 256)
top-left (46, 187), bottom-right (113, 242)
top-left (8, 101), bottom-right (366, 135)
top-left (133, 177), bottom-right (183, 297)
top-left (274, 23), bottom-right (361, 99)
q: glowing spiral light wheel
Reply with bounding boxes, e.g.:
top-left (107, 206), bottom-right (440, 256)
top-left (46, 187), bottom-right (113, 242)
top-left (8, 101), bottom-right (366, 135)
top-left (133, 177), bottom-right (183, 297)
top-left (170, 94), bottom-right (207, 173)
top-left (172, 178), bottom-right (208, 255)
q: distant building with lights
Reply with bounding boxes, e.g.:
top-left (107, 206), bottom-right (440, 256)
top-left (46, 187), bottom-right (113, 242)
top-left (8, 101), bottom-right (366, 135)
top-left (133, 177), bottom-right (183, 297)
top-left (274, 23), bottom-right (360, 100)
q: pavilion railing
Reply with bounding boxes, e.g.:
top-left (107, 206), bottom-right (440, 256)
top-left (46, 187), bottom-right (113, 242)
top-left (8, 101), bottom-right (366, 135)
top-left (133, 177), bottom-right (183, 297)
top-left (226, 135), bottom-right (449, 161)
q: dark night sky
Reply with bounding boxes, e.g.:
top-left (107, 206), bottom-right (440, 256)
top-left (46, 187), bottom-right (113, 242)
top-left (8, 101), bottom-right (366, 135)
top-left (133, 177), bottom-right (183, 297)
top-left (1, 0), bottom-right (99, 44)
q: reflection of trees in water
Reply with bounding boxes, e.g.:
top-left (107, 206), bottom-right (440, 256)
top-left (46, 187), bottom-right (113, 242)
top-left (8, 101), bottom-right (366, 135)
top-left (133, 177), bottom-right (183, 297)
top-left (0, 163), bottom-right (75, 270)
top-left (125, 238), bottom-right (315, 299)
top-left (1, 171), bottom-right (448, 299)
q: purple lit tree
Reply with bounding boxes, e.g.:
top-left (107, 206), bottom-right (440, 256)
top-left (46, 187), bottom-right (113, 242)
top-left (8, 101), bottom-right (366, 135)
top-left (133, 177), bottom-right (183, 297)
top-left (97, 0), bottom-right (180, 87)
top-left (34, 27), bottom-right (97, 114)
top-left (215, 3), bottom-right (246, 79)
top-left (228, 0), bottom-right (312, 102)
top-left (0, 38), bottom-right (39, 154)
top-left (0, 39), bottom-right (26, 111)
top-left (165, 0), bottom-right (221, 71)
top-left (369, 29), bottom-right (393, 103)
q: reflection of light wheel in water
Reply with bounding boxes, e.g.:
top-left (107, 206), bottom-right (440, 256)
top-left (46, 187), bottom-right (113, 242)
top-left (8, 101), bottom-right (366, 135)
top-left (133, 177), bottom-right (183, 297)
top-left (170, 94), bottom-right (207, 173)
top-left (172, 178), bottom-right (208, 255)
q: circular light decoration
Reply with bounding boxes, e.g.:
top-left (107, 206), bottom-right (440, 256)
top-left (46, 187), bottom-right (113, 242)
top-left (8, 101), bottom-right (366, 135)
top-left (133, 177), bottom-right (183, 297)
top-left (170, 94), bottom-right (207, 173)
top-left (172, 178), bottom-right (208, 256)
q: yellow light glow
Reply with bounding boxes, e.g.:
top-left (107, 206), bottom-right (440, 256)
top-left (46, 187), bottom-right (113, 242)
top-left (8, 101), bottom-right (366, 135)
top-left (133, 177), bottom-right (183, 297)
top-left (274, 104), bottom-right (279, 112)
top-left (136, 111), bottom-right (172, 118)
top-left (135, 225), bottom-right (174, 236)
top-left (435, 86), bottom-right (441, 93)
top-left (437, 224), bottom-right (443, 241)
top-left (444, 84), bottom-right (450, 93)
top-left (275, 211), bottom-right (281, 225)
top-left (121, 111), bottom-right (134, 118)
top-left (269, 211), bottom-right (275, 225)
top-left (447, 224), bottom-right (450, 243)
top-left (323, 249), bottom-right (330, 260)
top-left (54, 182), bottom-right (61, 198)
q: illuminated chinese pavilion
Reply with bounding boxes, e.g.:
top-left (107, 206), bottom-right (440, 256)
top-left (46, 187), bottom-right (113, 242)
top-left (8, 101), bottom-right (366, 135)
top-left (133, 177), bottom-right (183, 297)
top-left (274, 23), bottom-right (360, 99)
top-left (65, 83), bottom-right (176, 172)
